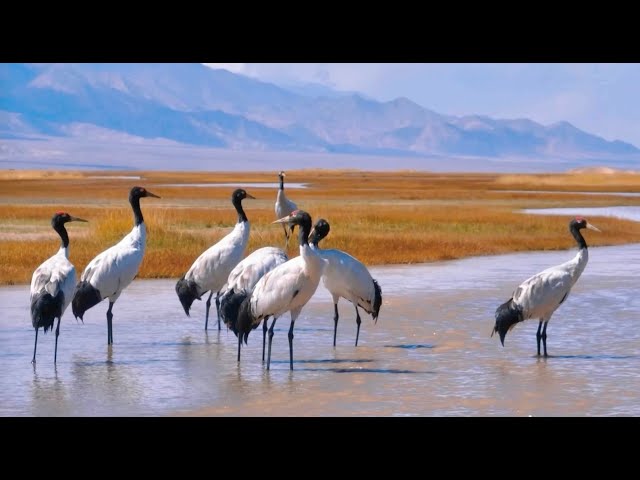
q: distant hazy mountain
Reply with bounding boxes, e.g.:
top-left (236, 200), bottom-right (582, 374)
top-left (1, 63), bottom-right (638, 160)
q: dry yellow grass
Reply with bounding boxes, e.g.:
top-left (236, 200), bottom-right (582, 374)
top-left (1, 169), bottom-right (640, 285)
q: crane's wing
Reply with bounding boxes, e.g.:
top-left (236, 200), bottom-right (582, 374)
top-left (31, 255), bottom-right (75, 302)
top-left (81, 243), bottom-right (143, 299)
top-left (250, 259), bottom-right (307, 319)
top-left (513, 268), bottom-right (574, 318)
top-left (186, 228), bottom-right (246, 289)
top-left (322, 249), bottom-right (375, 305)
top-left (226, 248), bottom-right (289, 293)
top-left (285, 197), bottom-right (298, 212)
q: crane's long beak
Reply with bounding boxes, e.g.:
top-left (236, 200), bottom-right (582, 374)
top-left (70, 216), bottom-right (88, 223)
top-left (146, 191), bottom-right (161, 199)
top-left (246, 193), bottom-right (256, 199)
top-left (586, 222), bottom-right (601, 232)
top-left (308, 227), bottom-right (316, 240)
top-left (273, 216), bottom-right (290, 224)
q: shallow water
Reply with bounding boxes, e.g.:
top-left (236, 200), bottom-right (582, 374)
top-left (1, 242), bottom-right (639, 417)
top-left (158, 182), bottom-right (308, 189)
top-left (522, 206), bottom-right (640, 222)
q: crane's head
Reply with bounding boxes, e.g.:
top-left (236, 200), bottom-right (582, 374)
top-left (571, 217), bottom-right (601, 233)
top-left (273, 209), bottom-right (311, 227)
top-left (130, 186), bottom-right (161, 201)
top-left (51, 211), bottom-right (88, 227)
top-left (309, 218), bottom-right (330, 247)
top-left (232, 189), bottom-right (256, 202)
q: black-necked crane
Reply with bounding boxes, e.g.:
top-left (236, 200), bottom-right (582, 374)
top-left (72, 186), bottom-right (160, 345)
top-left (274, 171), bottom-right (298, 247)
top-left (309, 218), bottom-right (382, 347)
top-left (176, 188), bottom-right (255, 330)
top-left (218, 246), bottom-right (288, 362)
top-left (30, 212), bottom-right (87, 364)
top-left (233, 210), bottom-right (327, 370)
top-left (492, 216), bottom-right (601, 356)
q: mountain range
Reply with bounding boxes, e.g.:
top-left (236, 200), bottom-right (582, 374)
top-left (1, 63), bottom-right (639, 165)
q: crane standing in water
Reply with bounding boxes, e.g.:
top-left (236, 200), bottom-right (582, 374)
top-left (492, 217), bottom-right (601, 357)
top-left (30, 212), bottom-right (87, 363)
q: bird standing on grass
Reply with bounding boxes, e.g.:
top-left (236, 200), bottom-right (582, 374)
top-left (72, 186), bottom-right (160, 345)
top-left (30, 212), bottom-right (87, 364)
top-left (218, 246), bottom-right (288, 362)
top-left (492, 217), bottom-right (601, 356)
top-left (233, 210), bottom-right (327, 370)
top-left (309, 219), bottom-right (382, 347)
top-left (274, 171), bottom-right (298, 247)
top-left (176, 188), bottom-right (255, 330)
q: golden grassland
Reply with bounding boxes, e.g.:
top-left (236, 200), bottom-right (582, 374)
top-left (1, 168), bottom-right (640, 285)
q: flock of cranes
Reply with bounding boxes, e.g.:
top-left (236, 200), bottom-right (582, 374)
top-left (28, 171), bottom-right (601, 368)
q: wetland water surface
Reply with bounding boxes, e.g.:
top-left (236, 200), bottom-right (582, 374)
top-left (1, 242), bottom-right (638, 416)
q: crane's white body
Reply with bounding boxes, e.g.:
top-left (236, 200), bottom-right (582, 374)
top-left (223, 246), bottom-right (288, 295)
top-left (30, 246), bottom-right (77, 319)
top-left (311, 245), bottom-right (377, 314)
top-left (80, 223), bottom-right (146, 302)
top-left (274, 189), bottom-right (297, 220)
top-left (509, 248), bottom-right (588, 322)
top-left (184, 221), bottom-right (250, 298)
top-left (248, 244), bottom-right (326, 322)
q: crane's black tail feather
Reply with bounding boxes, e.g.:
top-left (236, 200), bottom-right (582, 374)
top-left (71, 281), bottom-right (102, 321)
top-left (371, 279), bottom-right (382, 324)
top-left (31, 290), bottom-right (64, 332)
top-left (236, 292), bottom-right (259, 344)
top-left (219, 288), bottom-right (248, 334)
top-left (492, 298), bottom-right (524, 346)
top-left (175, 275), bottom-right (200, 317)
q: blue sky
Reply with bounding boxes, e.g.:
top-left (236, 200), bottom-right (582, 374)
top-left (204, 63), bottom-right (640, 147)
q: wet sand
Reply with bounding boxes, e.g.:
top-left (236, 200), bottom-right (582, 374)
top-left (1, 243), bottom-right (638, 417)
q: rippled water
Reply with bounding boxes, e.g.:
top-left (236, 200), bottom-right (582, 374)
top-left (2, 242), bottom-right (639, 417)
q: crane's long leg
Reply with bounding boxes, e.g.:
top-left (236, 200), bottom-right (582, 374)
top-left (288, 319), bottom-right (296, 371)
top-left (107, 301), bottom-right (115, 345)
top-left (536, 320), bottom-right (543, 356)
top-left (237, 330), bottom-right (242, 363)
top-left (267, 317), bottom-right (278, 371)
top-left (31, 327), bottom-right (39, 364)
top-left (287, 308), bottom-right (302, 371)
top-left (541, 321), bottom-right (549, 357)
top-left (204, 291), bottom-right (214, 331)
top-left (215, 290), bottom-right (221, 331)
top-left (54, 316), bottom-right (61, 364)
top-left (262, 315), bottom-right (270, 363)
top-left (333, 303), bottom-right (339, 347)
top-left (354, 305), bottom-right (362, 347)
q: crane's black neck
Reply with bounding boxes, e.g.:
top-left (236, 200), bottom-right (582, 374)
top-left (279, 175), bottom-right (284, 190)
top-left (130, 194), bottom-right (144, 226)
top-left (232, 195), bottom-right (248, 223)
top-left (54, 222), bottom-right (69, 249)
top-left (297, 216), bottom-right (312, 247)
top-left (570, 223), bottom-right (588, 250)
top-left (310, 231), bottom-right (323, 248)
